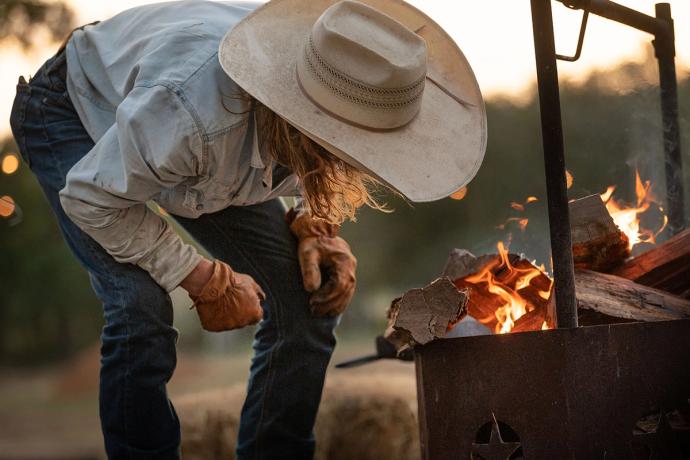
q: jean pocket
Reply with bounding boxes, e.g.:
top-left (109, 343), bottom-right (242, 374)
top-left (9, 79), bottom-right (32, 167)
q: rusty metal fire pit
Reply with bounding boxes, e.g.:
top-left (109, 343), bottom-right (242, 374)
top-left (414, 1), bottom-right (689, 458)
top-left (416, 320), bottom-right (690, 459)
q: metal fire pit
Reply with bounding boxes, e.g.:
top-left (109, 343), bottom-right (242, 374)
top-left (414, 1), bottom-right (688, 458)
top-left (416, 320), bottom-right (690, 459)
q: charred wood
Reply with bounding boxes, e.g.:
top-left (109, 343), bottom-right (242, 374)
top-left (613, 229), bottom-right (690, 297)
top-left (570, 194), bottom-right (630, 272)
top-left (512, 291), bottom-right (556, 332)
top-left (574, 269), bottom-right (690, 323)
top-left (444, 250), bottom-right (552, 333)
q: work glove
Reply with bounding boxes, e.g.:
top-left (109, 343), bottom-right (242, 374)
top-left (190, 260), bottom-right (266, 332)
top-left (287, 208), bottom-right (357, 317)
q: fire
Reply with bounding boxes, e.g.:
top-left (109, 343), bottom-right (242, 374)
top-left (600, 170), bottom-right (667, 250)
top-left (464, 241), bottom-right (553, 334)
top-left (498, 196), bottom-right (537, 231)
top-left (497, 217), bottom-right (528, 231)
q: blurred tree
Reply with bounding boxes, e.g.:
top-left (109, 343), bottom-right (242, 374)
top-left (0, 0), bottom-right (74, 50)
top-left (1, 140), bottom-right (102, 365)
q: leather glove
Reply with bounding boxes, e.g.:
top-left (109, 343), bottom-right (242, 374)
top-left (287, 208), bottom-right (357, 317)
top-left (191, 260), bottom-right (266, 332)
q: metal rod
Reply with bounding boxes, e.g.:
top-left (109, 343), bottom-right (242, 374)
top-left (531, 0), bottom-right (578, 329)
top-left (654, 3), bottom-right (685, 234)
top-left (559, 0), bottom-right (662, 35)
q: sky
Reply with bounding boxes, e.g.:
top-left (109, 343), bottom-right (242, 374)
top-left (1, 0), bottom-right (689, 137)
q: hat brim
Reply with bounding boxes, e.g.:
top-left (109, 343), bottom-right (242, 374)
top-left (219, 0), bottom-right (487, 202)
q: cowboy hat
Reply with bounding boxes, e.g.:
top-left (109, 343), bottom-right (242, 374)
top-left (219, 0), bottom-right (486, 202)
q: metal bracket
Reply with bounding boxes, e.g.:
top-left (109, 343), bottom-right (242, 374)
top-left (556, 9), bottom-right (589, 62)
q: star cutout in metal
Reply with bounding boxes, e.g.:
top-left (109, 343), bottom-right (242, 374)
top-left (471, 416), bottom-right (521, 460)
top-left (633, 411), bottom-right (683, 460)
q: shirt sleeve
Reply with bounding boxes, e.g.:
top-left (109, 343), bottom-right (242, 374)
top-left (59, 84), bottom-right (204, 292)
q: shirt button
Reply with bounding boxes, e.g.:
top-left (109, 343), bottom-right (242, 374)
top-left (196, 204), bottom-right (204, 211)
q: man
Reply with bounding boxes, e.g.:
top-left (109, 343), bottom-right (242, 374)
top-left (9, 0), bottom-right (486, 458)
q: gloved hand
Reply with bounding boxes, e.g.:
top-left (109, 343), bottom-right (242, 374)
top-left (190, 260), bottom-right (266, 332)
top-left (287, 208), bottom-right (357, 317)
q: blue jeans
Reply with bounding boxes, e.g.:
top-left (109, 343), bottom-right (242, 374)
top-left (9, 50), bottom-right (337, 460)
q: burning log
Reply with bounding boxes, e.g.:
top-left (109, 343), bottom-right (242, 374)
top-left (444, 246), bottom-right (553, 334)
top-left (512, 291), bottom-right (556, 332)
top-left (574, 269), bottom-right (690, 324)
top-left (384, 277), bottom-right (467, 353)
top-left (442, 249), bottom-right (497, 280)
top-left (569, 194), bottom-right (630, 272)
top-left (442, 244), bottom-right (690, 333)
top-left (612, 228), bottom-right (690, 298)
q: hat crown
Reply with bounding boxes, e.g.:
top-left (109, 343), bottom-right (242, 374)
top-left (313, 1), bottom-right (427, 89)
top-left (297, 0), bottom-right (428, 129)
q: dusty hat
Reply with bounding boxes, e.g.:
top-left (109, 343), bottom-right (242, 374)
top-left (219, 0), bottom-right (487, 202)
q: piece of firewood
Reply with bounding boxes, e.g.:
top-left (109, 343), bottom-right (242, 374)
top-left (612, 228), bottom-right (690, 297)
top-left (511, 308), bottom-right (545, 332)
top-left (445, 249), bottom-right (553, 333)
top-left (384, 278), bottom-right (468, 353)
top-left (574, 268), bottom-right (690, 322)
top-left (512, 290), bottom-right (556, 332)
top-left (442, 249), bottom-right (498, 281)
top-left (570, 194), bottom-right (630, 272)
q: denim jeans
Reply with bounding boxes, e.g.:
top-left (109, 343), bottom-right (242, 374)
top-left (10, 49), bottom-right (337, 460)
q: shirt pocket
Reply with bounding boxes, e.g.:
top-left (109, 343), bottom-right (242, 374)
top-left (182, 177), bottom-right (235, 215)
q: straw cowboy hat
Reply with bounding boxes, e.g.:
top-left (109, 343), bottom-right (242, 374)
top-left (219, 0), bottom-right (487, 202)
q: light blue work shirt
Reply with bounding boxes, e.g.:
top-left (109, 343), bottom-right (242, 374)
top-left (59, 1), bottom-right (303, 292)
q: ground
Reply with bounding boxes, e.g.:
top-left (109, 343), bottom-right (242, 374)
top-left (0, 339), bottom-right (417, 460)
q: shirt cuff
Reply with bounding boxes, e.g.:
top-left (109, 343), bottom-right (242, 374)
top-left (137, 228), bottom-right (204, 292)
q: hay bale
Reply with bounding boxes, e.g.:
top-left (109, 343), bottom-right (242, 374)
top-left (176, 371), bottom-right (419, 460)
top-left (177, 387), bottom-right (245, 460)
top-left (315, 373), bottom-right (419, 460)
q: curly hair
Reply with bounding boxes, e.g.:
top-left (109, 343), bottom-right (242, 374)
top-left (254, 101), bottom-right (389, 224)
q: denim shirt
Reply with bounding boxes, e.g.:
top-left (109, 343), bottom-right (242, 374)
top-left (58, 1), bottom-right (303, 292)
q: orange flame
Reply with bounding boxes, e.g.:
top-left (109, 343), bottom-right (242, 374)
top-left (510, 202), bottom-right (525, 212)
top-left (600, 170), bottom-right (667, 250)
top-left (464, 241), bottom-right (552, 334)
top-left (496, 217), bottom-right (529, 231)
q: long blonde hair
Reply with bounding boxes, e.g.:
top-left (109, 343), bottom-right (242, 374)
top-left (255, 101), bottom-right (389, 224)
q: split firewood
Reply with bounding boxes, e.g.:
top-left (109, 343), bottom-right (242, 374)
top-left (444, 249), bottom-right (553, 333)
top-left (574, 268), bottom-right (690, 324)
top-left (384, 277), bottom-right (468, 353)
top-left (442, 249), bottom-right (498, 280)
top-left (613, 228), bottom-right (690, 298)
top-left (511, 290), bottom-right (556, 333)
top-left (570, 194), bottom-right (630, 272)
